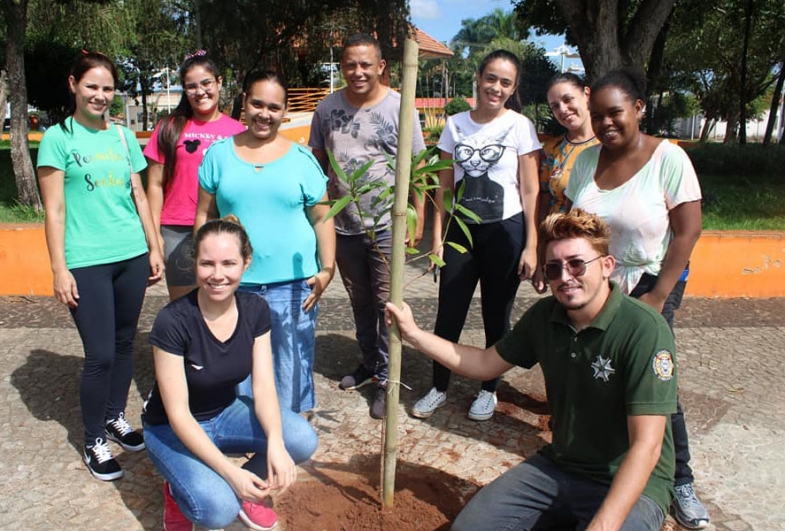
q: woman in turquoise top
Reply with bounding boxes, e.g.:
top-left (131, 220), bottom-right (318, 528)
top-left (37, 51), bottom-right (164, 482)
top-left (196, 70), bottom-right (335, 415)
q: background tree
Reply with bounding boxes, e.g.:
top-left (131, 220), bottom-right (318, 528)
top-left (763, 62), bottom-right (785, 146)
top-left (663, 0), bottom-right (785, 143)
top-left (2, 0), bottom-right (123, 210)
top-left (199, 0), bottom-right (410, 93)
top-left (119, 0), bottom-right (190, 131)
top-left (3, 0), bottom-right (40, 209)
top-left (514, 0), bottom-right (677, 82)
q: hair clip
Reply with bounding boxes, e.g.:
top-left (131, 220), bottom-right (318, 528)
top-left (184, 50), bottom-right (208, 61)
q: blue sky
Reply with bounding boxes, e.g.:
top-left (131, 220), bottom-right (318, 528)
top-left (410, 0), bottom-right (580, 71)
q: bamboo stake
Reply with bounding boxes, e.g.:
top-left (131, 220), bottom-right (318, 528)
top-left (381, 35), bottom-right (419, 509)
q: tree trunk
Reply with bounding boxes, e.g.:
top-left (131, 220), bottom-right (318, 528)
top-left (5, 0), bottom-right (42, 210)
top-left (194, 0), bottom-right (203, 49)
top-left (556, 0), bottom-right (676, 82)
top-left (738, 0), bottom-right (754, 145)
top-left (724, 113), bottom-right (739, 144)
top-left (0, 69), bottom-right (8, 125)
top-left (141, 90), bottom-right (149, 131)
top-left (644, 14), bottom-right (671, 99)
top-left (699, 117), bottom-right (715, 142)
top-left (763, 62), bottom-right (785, 146)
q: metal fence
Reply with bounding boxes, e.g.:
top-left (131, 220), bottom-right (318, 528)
top-left (288, 87), bottom-right (330, 113)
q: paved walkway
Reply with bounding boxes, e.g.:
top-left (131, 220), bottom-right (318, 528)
top-left (1, 255), bottom-right (784, 530)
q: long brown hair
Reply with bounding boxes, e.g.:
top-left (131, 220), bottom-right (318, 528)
top-left (156, 52), bottom-right (221, 190)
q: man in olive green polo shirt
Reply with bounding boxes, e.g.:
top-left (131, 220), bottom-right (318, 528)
top-left (386, 209), bottom-right (677, 531)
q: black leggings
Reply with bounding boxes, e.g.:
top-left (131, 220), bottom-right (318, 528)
top-left (70, 253), bottom-right (149, 443)
top-left (432, 213), bottom-right (524, 392)
top-left (630, 271), bottom-right (694, 485)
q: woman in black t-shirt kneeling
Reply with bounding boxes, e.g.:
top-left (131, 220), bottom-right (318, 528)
top-left (143, 215), bottom-right (317, 531)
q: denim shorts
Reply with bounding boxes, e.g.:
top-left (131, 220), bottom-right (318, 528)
top-left (161, 225), bottom-right (195, 286)
top-left (237, 279), bottom-right (318, 412)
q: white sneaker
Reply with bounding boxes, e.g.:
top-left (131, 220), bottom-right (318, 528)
top-left (468, 390), bottom-right (497, 421)
top-left (412, 387), bottom-right (447, 418)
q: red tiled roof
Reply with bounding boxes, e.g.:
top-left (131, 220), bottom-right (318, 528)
top-left (415, 28), bottom-right (454, 59)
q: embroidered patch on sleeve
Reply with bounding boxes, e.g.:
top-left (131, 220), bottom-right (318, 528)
top-left (652, 350), bottom-right (674, 381)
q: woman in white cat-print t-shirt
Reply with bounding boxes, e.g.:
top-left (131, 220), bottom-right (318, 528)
top-left (413, 50), bottom-right (541, 422)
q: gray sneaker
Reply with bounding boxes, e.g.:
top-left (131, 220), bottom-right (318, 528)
top-left (673, 483), bottom-right (710, 529)
top-left (412, 387), bottom-right (447, 419)
top-left (370, 385), bottom-right (386, 419)
top-left (339, 365), bottom-right (377, 391)
top-left (468, 390), bottom-right (497, 421)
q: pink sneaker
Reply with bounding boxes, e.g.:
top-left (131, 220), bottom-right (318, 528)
top-left (163, 482), bottom-right (193, 531)
top-left (239, 499), bottom-right (278, 530)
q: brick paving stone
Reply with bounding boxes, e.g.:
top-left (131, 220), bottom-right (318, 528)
top-left (1, 261), bottom-right (784, 529)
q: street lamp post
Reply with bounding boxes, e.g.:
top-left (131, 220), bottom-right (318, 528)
top-left (153, 67), bottom-right (173, 113)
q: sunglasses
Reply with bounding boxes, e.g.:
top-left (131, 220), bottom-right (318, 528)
top-left (543, 255), bottom-right (604, 281)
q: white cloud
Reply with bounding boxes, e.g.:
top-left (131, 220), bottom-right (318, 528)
top-left (410, 0), bottom-right (440, 20)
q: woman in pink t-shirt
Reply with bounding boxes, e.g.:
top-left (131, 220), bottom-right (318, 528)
top-left (144, 51), bottom-right (246, 300)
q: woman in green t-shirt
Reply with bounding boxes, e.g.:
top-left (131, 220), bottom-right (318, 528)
top-left (37, 51), bottom-right (164, 482)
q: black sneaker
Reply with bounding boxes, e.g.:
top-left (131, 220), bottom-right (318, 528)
top-left (105, 412), bottom-right (145, 452)
top-left (84, 437), bottom-right (123, 481)
top-left (339, 365), bottom-right (377, 391)
top-left (370, 385), bottom-right (386, 419)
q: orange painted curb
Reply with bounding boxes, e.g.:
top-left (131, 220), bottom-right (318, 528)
top-left (279, 124), bottom-right (311, 146)
top-left (687, 231), bottom-right (785, 298)
top-left (0, 224), bottom-right (53, 296)
top-left (2, 225), bottom-right (784, 298)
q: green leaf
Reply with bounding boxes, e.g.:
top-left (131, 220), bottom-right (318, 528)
top-left (455, 179), bottom-right (466, 202)
top-left (349, 159), bottom-right (375, 184)
top-left (405, 246), bottom-right (420, 255)
top-left (446, 241), bottom-right (468, 253)
top-left (428, 253), bottom-right (446, 268)
top-left (326, 149), bottom-right (347, 182)
top-left (454, 204), bottom-right (482, 223)
top-left (454, 216), bottom-right (474, 247)
top-left (323, 195), bottom-right (352, 222)
top-left (383, 151), bottom-right (396, 173)
top-left (414, 158), bottom-right (454, 176)
top-left (443, 189), bottom-right (454, 210)
top-left (406, 204), bottom-right (417, 243)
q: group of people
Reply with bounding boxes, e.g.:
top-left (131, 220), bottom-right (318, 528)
top-left (36, 31), bottom-right (710, 531)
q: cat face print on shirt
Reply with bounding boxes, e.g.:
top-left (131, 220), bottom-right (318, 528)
top-left (453, 126), bottom-right (512, 223)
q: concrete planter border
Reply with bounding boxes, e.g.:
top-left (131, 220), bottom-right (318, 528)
top-left (2, 224), bottom-right (783, 298)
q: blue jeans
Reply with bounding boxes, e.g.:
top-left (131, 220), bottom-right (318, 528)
top-left (335, 230), bottom-right (392, 380)
top-left (143, 397), bottom-right (318, 529)
top-left (452, 454), bottom-right (664, 531)
top-left (237, 280), bottom-right (318, 413)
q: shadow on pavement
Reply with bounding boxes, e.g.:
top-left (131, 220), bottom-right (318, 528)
top-left (313, 333), bottom-right (550, 458)
top-left (11, 347), bottom-right (165, 530)
top-left (11, 348), bottom-right (85, 451)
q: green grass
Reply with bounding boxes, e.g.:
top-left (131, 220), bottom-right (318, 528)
top-left (0, 146), bottom-right (45, 223)
top-left (700, 173), bottom-right (785, 230)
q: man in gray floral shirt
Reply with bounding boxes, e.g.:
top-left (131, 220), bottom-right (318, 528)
top-left (309, 33), bottom-right (426, 419)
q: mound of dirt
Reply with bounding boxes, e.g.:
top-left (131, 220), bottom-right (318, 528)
top-left (275, 458), bottom-right (479, 531)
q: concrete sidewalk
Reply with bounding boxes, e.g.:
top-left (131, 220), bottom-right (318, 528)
top-left (1, 257), bottom-right (783, 530)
